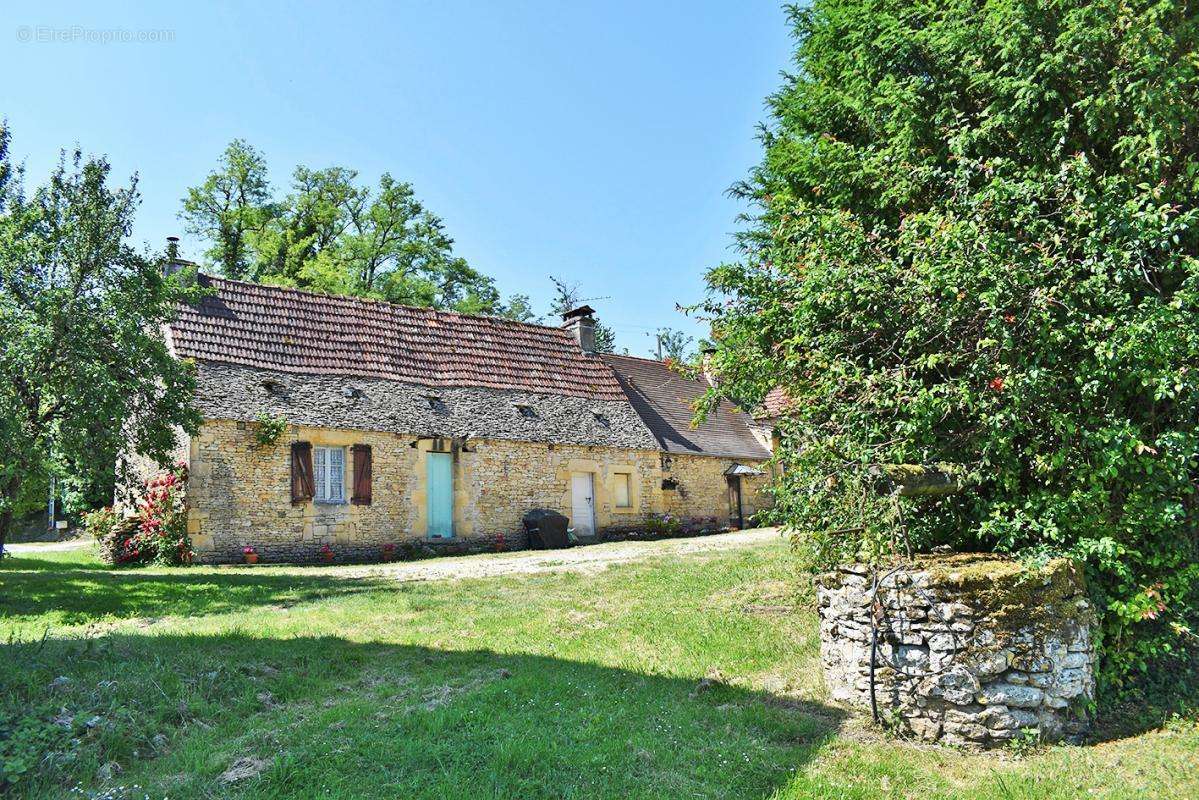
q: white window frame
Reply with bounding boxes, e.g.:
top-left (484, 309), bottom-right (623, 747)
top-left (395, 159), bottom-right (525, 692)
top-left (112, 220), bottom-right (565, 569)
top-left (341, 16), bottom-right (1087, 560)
top-left (614, 472), bottom-right (632, 508)
top-left (314, 446), bottom-right (346, 504)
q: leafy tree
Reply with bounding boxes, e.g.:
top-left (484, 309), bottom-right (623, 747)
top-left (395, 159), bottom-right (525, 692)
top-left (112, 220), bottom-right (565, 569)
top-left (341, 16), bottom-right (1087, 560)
top-left (702, 1), bottom-right (1199, 695)
top-left (592, 321), bottom-right (616, 354)
top-left (651, 327), bottom-right (695, 363)
top-left (0, 128), bottom-right (201, 548)
top-left (180, 139), bottom-right (271, 280)
top-left (182, 142), bottom-right (499, 313)
top-left (250, 165), bottom-right (361, 290)
top-left (494, 293), bottom-right (541, 324)
top-left (548, 275), bottom-right (616, 353)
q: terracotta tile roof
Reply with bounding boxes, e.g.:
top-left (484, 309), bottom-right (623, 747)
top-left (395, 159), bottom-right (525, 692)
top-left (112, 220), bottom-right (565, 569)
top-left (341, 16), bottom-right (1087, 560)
top-left (170, 275), bottom-right (627, 401)
top-left (601, 354), bottom-right (770, 460)
top-left (757, 386), bottom-right (799, 420)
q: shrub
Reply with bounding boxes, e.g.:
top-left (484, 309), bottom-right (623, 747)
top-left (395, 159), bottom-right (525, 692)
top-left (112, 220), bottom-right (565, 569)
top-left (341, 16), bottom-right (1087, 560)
top-left (642, 513), bottom-right (683, 537)
top-left (254, 413), bottom-right (287, 447)
top-left (83, 506), bottom-right (120, 542)
top-left (96, 463), bottom-right (192, 567)
top-left (701, 0), bottom-right (1199, 699)
top-left (132, 463), bottom-right (192, 565)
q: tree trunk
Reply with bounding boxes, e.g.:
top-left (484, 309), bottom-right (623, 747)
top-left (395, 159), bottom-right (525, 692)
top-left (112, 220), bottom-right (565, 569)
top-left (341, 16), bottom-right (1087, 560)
top-left (0, 508), bottom-right (11, 551)
top-left (0, 475), bottom-right (21, 552)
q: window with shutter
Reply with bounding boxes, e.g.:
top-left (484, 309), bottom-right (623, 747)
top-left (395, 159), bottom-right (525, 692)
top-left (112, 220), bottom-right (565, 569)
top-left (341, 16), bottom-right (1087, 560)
top-left (314, 446), bottom-right (346, 504)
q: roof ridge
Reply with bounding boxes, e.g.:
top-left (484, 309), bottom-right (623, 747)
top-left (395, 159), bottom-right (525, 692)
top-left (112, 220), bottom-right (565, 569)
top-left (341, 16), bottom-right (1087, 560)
top-left (602, 352), bottom-right (681, 366)
top-left (199, 273), bottom-right (571, 336)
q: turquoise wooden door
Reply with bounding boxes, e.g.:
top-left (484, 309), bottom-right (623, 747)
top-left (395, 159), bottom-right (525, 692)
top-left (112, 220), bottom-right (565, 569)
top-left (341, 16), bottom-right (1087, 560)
top-left (426, 452), bottom-right (454, 539)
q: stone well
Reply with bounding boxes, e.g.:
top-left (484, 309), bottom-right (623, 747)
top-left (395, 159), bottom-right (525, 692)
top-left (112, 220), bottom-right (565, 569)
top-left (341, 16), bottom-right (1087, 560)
top-left (816, 554), bottom-right (1096, 747)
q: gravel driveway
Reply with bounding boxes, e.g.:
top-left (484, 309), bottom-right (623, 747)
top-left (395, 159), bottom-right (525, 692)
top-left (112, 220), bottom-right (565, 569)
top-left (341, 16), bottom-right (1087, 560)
top-left (334, 527), bottom-right (784, 582)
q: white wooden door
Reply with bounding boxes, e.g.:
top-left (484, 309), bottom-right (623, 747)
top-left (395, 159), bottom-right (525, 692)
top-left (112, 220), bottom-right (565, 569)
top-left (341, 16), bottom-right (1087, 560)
top-left (570, 472), bottom-right (595, 537)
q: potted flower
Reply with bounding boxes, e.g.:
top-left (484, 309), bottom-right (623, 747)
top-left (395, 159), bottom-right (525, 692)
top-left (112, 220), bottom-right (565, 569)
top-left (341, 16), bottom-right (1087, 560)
top-left (242, 545), bottom-right (259, 565)
top-left (381, 543), bottom-right (397, 562)
top-left (320, 543), bottom-right (335, 563)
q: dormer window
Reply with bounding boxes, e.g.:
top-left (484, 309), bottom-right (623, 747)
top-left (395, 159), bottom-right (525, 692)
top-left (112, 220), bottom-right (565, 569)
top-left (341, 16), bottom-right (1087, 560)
top-left (261, 379), bottom-right (284, 395)
top-left (342, 386), bottom-right (364, 399)
top-left (593, 412), bottom-right (610, 427)
top-left (424, 395), bottom-right (448, 414)
top-left (514, 404), bottom-right (537, 419)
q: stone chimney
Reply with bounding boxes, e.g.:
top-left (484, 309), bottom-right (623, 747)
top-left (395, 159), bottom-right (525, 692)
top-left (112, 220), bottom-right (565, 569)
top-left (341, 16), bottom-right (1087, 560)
top-left (163, 236), bottom-right (184, 277)
top-left (701, 346), bottom-right (719, 387)
top-left (561, 305), bottom-right (597, 355)
top-left (162, 236), bottom-right (197, 281)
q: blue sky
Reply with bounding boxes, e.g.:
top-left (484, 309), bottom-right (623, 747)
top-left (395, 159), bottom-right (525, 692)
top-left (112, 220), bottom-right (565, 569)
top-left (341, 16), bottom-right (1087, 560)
top-left (3, 1), bottom-right (792, 356)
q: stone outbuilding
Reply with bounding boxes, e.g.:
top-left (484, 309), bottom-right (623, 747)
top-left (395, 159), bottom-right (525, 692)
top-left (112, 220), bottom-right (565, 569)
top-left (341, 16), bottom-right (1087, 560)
top-left (142, 275), bottom-right (772, 563)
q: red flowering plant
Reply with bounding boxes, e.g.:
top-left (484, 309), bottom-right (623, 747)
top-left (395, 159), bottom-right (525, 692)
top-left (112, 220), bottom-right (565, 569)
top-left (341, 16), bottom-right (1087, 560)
top-left (111, 461), bottom-right (193, 566)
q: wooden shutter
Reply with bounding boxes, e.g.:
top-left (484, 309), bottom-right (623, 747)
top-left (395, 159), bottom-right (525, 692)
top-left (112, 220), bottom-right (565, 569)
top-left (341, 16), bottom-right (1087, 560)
top-left (291, 441), bottom-right (315, 504)
top-left (351, 444), bottom-right (372, 505)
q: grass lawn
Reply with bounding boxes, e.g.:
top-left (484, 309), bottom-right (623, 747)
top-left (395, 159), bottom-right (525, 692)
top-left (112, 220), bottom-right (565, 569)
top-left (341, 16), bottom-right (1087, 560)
top-left (2, 538), bottom-right (1196, 799)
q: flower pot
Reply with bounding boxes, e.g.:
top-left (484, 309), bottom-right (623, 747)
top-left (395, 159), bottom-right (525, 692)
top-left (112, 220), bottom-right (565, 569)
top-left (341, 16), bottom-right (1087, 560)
top-left (322, 552), bottom-right (334, 563)
top-left (244, 552), bottom-right (259, 564)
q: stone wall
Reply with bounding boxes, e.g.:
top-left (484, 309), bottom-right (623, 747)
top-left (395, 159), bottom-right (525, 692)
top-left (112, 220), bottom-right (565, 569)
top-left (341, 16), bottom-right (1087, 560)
top-left (186, 419), bottom-right (768, 563)
top-left (445, 438), bottom-right (663, 548)
top-left (115, 427), bottom-right (191, 513)
top-left (187, 421), bottom-right (416, 563)
top-left (817, 555), bottom-right (1096, 747)
top-left (660, 453), bottom-right (770, 526)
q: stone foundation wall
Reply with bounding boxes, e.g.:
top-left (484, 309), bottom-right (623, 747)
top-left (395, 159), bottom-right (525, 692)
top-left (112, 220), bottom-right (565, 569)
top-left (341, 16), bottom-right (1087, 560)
top-left (186, 419), bottom-right (768, 563)
top-left (817, 555), bottom-right (1096, 747)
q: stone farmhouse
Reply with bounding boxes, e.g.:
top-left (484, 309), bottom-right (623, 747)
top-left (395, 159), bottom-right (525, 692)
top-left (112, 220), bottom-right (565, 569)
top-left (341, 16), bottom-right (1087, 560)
top-left (156, 274), bottom-right (773, 563)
